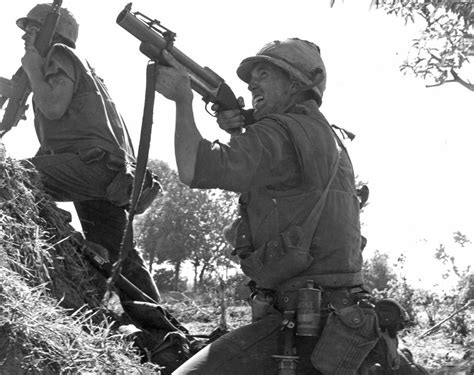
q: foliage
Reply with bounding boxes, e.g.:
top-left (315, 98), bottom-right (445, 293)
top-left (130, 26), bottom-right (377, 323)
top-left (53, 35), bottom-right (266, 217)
top-left (362, 249), bottom-right (396, 291)
top-left (363, 234), bottom-right (473, 338)
top-left (153, 267), bottom-right (188, 292)
top-left (187, 188), bottom-right (239, 289)
top-left (362, 250), bottom-right (418, 322)
top-left (386, 1), bottom-right (474, 89)
top-left (331, 0), bottom-right (474, 90)
top-left (430, 232), bottom-right (473, 342)
top-left (434, 230), bottom-right (472, 284)
top-left (225, 273), bottom-right (252, 302)
top-left (369, 253), bottom-right (419, 323)
top-left (135, 159), bottom-right (240, 291)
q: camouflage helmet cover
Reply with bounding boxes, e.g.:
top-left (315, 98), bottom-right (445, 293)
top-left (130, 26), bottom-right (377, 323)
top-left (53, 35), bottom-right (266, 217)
top-left (16, 3), bottom-right (79, 47)
top-left (237, 38), bottom-right (326, 105)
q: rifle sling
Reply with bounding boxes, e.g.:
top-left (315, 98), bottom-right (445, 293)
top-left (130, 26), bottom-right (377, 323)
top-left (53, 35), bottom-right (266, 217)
top-left (107, 61), bottom-right (156, 295)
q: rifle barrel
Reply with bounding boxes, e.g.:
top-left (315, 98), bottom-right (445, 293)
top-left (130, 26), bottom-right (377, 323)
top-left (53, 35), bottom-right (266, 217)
top-left (116, 8), bottom-right (223, 90)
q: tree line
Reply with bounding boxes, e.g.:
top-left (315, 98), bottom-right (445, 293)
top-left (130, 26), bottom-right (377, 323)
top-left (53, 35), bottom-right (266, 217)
top-left (135, 159), bottom-right (239, 291)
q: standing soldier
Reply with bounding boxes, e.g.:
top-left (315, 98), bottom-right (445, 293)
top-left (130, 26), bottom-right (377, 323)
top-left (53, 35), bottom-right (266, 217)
top-left (17, 3), bottom-right (161, 303)
top-left (155, 38), bottom-right (381, 374)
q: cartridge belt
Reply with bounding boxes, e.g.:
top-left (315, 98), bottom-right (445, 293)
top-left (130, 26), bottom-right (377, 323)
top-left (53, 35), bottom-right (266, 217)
top-left (276, 272), bottom-right (364, 292)
top-left (274, 286), bottom-right (366, 313)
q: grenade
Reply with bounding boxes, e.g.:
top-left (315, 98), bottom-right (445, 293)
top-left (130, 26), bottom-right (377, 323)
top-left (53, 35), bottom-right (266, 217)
top-left (296, 280), bottom-right (321, 336)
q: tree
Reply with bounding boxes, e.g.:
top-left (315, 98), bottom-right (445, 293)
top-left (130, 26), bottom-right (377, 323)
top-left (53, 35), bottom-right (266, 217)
top-left (362, 249), bottom-right (396, 291)
top-left (135, 159), bottom-right (240, 291)
top-left (331, 0), bottom-right (474, 90)
top-left (135, 160), bottom-right (203, 290)
top-left (434, 231), bottom-right (473, 299)
top-left (189, 189), bottom-right (239, 290)
top-left (432, 232), bottom-right (473, 342)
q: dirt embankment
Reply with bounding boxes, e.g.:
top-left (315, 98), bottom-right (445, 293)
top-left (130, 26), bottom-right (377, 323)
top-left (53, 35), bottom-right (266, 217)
top-left (0, 157), bottom-right (159, 374)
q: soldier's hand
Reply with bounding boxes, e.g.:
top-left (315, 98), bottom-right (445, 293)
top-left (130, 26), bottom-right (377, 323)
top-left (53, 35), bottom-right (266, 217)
top-left (211, 97), bottom-right (245, 135)
top-left (21, 45), bottom-right (44, 78)
top-left (155, 50), bottom-right (193, 103)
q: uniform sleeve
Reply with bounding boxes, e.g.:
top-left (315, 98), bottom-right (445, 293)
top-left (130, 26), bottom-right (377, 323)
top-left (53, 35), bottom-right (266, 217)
top-left (191, 118), bottom-right (300, 192)
top-left (43, 45), bottom-right (76, 84)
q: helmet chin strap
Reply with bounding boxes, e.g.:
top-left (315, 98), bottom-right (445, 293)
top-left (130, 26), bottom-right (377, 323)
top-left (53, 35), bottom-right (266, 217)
top-left (295, 82), bottom-right (319, 92)
top-left (291, 67), bottom-right (324, 104)
top-left (294, 68), bottom-right (324, 93)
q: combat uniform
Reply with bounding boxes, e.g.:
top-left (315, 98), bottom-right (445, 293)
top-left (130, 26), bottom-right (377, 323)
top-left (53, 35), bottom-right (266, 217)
top-left (29, 44), bottom-right (160, 302)
top-left (174, 100), bottom-right (378, 374)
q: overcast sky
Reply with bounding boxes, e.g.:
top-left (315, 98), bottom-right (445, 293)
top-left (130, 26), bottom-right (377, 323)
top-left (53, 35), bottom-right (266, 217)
top-left (1, 0), bottom-right (473, 289)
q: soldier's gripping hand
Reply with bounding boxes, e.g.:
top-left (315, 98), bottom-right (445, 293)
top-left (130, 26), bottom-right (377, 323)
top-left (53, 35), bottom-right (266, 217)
top-left (211, 97), bottom-right (246, 135)
top-left (155, 50), bottom-right (193, 104)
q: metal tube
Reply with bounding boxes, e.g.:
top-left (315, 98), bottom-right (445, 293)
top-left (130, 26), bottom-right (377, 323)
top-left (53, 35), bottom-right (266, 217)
top-left (117, 8), bottom-right (223, 88)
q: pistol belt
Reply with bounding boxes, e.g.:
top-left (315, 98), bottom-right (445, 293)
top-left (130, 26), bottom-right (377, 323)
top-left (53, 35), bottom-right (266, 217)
top-left (274, 286), bottom-right (366, 312)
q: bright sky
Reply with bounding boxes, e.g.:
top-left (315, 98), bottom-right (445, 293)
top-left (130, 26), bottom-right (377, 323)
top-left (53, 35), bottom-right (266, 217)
top-left (1, 0), bottom-right (473, 290)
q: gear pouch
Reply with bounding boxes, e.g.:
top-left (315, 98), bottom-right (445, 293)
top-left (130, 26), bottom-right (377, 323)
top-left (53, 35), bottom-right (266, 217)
top-left (311, 304), bottom-right (380, 374)
top-left (105, 167), bottom-right (161, 213)
top-left (240, 225), bottom-right (313, 289)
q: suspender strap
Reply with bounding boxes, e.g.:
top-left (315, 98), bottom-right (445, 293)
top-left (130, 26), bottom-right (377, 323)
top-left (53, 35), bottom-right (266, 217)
top-left (273, 112), bottom-right (342, 250)
top-left (299, 149), bottom-right (340, 249)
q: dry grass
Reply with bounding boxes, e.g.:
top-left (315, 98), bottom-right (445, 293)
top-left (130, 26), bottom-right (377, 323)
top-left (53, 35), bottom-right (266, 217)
top-left (0, 267), bottom-right (159, 374)
top-left (0, 157), bottom-right (106, 310)
top-left (0, 156), bottom-right (160, 374)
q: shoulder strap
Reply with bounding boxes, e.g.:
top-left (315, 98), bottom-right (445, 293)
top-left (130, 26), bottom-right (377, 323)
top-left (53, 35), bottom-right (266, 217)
top-left (85, 59), bottom-right (136, 161)
top-left (51, 44), bottom-right (136, 161)
top-left (271, 112), bottom-right (342, 249)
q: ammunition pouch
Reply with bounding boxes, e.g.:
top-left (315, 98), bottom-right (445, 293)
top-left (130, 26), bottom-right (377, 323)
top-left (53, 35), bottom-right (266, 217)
top-left (134, 169), bottom-right (162, 215)
top-left (105, 165), bottom-right (162, 214)
top-left (74, 146), bottom-right (162, 214)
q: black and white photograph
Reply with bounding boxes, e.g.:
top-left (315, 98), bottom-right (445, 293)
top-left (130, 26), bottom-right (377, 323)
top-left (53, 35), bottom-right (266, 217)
top-left (0, 1), bottom-right (472, 373)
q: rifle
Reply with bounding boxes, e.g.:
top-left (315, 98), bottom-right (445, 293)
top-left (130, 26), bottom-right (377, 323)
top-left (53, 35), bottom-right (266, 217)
top-left (0, 0), bottom-right (63, 136)
top-left (116, 3), bottom-right (254, 126)
top-left (70, 235), bottom-right (185, 332)
top-left (74, 235), bottom-right (227, 343)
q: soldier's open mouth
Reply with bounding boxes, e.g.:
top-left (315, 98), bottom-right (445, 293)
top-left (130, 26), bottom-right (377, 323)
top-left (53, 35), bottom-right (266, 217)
top-left (252, 95), bottom-right (264, 109)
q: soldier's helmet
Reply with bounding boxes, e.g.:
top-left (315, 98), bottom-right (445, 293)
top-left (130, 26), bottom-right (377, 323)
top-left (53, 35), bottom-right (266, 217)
top-left (17, 3), bottom-right (79, 48)
top-left (237, 38), bottom-right (326, 106)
